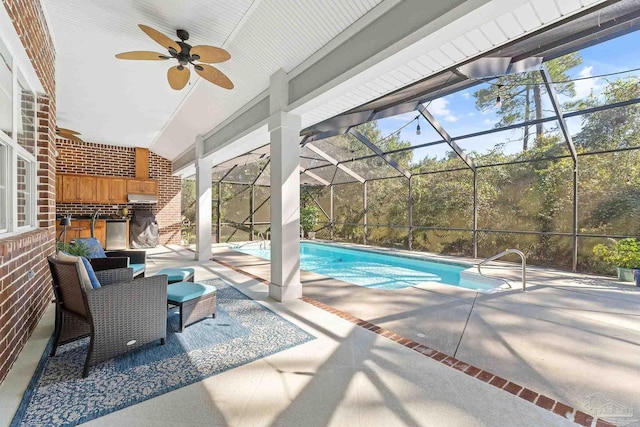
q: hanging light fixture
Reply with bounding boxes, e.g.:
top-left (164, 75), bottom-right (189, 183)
top-left (495, 84), bottom-right (504, 108)
top-left (416, 116), bottom-right (421, 135)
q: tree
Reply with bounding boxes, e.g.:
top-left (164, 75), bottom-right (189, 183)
top-left (573, 77), bottom-right (640, 151)
top-left (473, 53), bottom-right (582, 150)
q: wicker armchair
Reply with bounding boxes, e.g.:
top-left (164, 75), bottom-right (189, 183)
top-left (47, 256), bottom-right (167, 378)
top-left (73, 237), bottom-right (147, 277)
top-left (88, 249), bottom-right (147, 277)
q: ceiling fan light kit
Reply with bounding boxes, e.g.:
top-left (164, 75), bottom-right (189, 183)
top-left (116, 24), bottom-right (234, 91)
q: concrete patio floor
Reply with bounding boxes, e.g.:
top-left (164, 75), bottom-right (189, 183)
top-left (1, 244), bottom-right (637, 426)
top-left (211, 241), bottom-right (640, 426)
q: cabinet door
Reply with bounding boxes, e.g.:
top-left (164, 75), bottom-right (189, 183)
top-left (78, 176), bottom-right (96, 202)
top-left (126, 179), bottom-right (143, 194)
top-left (93, 220), bottom-right (106, 247)
top-left (142, 180), bottom-right (157, 195)
top-left (96, 178), bottom-right (110, 203)
top-left (110, 179), bottom-right (127, 203)
top-left (69, 221), bottom-right (85, 242)
top-left (62, 175), bottom-right (80, 202)
top-left (55, 175), bottom-right (63, 203)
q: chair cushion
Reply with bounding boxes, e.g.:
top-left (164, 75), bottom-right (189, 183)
top-left (167, 282), bottom-right (216, 303)
top-left (80, 257), bottom-right (101, 289)
top-left (75, 238), bottom-right (107, 259)
top-left (130, 263), bottom-right (145, 275)
top-left (154, 267), bottom-right (194, 282)
top-left (57, 251), bottom-right (93, 291)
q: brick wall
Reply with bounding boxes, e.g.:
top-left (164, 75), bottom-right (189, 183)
top-left (56, 139), bottom-right (182, 245)
top-left (0, 0), bottom-right (56, 384)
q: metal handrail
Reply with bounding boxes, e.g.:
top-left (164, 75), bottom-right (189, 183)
top-left (258, 231), bottom-right (271, 250)
top-left (478, 249), bottom-right (527, 291)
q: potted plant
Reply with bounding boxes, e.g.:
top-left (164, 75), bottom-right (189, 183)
top-left (56, 240), bottom-right (92, 257)
top-left (593, 238), bottom-right (640, 282)
top-left (300, 205), bottom-right (319, 239)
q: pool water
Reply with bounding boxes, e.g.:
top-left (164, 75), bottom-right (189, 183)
top-left (233, 242), bottom-right (497, 291)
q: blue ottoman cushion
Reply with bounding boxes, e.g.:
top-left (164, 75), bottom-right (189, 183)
top-left (130, 263), bottom-right (146, 275)
top-left (167, 282), bottom-right (216, 303)
top-left (155, 267), bottom-right (194, 282)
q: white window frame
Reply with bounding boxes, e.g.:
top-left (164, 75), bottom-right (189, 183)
top-left (0, 33), bottom-right (38, 237)
top-left (0, 140), bottom-right (8, 233)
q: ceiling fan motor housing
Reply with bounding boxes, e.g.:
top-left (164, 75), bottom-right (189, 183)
top-left (175, 41), bottom-right (193, 65)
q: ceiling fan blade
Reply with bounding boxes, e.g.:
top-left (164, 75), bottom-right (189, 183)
top-left (190, 45), bottom-right (230, 63)
top-left (195, 64), bottom-right (234, 90)
top-left (58, 133), bottom-right (84, 142)
top-left (167, 66), bottom-right (190, 90)
top-left (115, 51), bottom-right (169, 60)
top-left (56, 127), bottom-right (80, 135)
top-left (138, 24), bottom-right (181, 52)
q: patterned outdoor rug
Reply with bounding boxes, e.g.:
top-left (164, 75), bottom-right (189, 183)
top-left (11, 279), bottom-right (315, 426)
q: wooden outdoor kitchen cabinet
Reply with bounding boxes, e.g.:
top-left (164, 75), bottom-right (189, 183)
top-left (55, 175), bottom-right (63, 203)
top-left (96, 177), bottom-right (127, 204)
top-left (57, 219), bottom-right (106, 247)
top-left (56, 174), bottom-right (156, 204)
top-left (61, 175), bottom-right (96, 203)
top-left (126, 179), bottom-right (157, 195)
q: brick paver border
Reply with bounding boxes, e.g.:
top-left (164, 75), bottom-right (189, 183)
top-left (211, 256), bottom-right (615, 427)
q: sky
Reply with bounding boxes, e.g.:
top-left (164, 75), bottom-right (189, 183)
top-left (373, 29), bottom-right (640, 165)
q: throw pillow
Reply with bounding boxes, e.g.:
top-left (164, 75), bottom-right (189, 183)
top-left (81, 257), bottom-right (101, 289)
top-left (57, 251), bottom-right (94, 291)
top-left (75, 237), bottom-right (107, 258)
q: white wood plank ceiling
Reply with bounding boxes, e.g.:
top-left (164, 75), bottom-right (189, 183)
top-left (42, 0), bottom-right (383, 159)
top-left (297, 0), bottom-right (606, 128)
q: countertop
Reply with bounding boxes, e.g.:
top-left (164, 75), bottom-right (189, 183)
top-left (56, 216), bottom-right (130, 221)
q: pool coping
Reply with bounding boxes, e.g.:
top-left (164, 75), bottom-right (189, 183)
top-left (211, 254), bottom-right (617, 427)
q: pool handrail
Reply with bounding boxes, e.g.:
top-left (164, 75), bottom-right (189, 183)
top-left (258, 231), bottom-right (270, 250)
top-left (478, 249), bottom-right (526, 291)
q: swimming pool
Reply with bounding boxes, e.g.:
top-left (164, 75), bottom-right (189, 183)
top-left (233, 242), bottom-right (503, 292)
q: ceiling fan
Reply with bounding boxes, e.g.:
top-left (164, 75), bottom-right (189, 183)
top-left (115, 24), bottom-right (234, 91)
top-left (56, 127), bottom-right (84, 143)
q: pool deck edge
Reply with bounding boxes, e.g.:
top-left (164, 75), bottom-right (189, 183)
top-left (211, 255), bottom-right (616, 427)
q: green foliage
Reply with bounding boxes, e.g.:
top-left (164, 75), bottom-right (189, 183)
top-left (57, 241), bottom-right (91, 258)
top-left (177, 51), bottom-right (640, 275)
top-left (474, 53), bottom-right (582, 149)
top-left (593, 238), bottom-right (640, 269)
top-left (300, 205), bottom-right (320, 234)
top-left (181, 179), bottom-right (196, 224)
top-left (573, 77), bottom-right (640, 151)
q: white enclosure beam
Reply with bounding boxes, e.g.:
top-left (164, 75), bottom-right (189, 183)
top-left (269, 69), bottom-right (302, 301)
top-left (195, 135), bottom-right (213, 261)
top-left (305, 143), bottom-right (365, 183)
top-left (299, 166), bottom-right (330, 186)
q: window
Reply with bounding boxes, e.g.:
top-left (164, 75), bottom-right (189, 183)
top-left (0, 35), bottom-right (38, 235)
top-left (0, 142), bottom-right (7, 232)
top-left (0, 37), bottom-right (11, 138)
top-left (16, 156), bottom-right (33, 228)
top-left (17, 71), bottom-right (36, 155)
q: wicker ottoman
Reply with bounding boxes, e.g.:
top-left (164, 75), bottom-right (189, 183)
top-left (154, 267), bottom-right (195, 284)
top-left (167, 282), bottom-right (216, 332)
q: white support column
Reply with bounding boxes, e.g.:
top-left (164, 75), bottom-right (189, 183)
top-left (195, 135), bottom-right (213, 261)
top-left (269, 69), bottom-right (302, 301)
